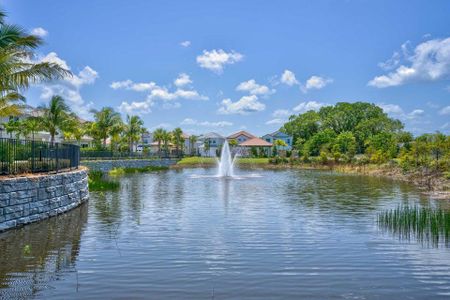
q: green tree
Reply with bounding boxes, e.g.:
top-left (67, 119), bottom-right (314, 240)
top-left (161, 130), bottom-right (171, 156)
top-left (40, 95), bottom-right (72, 143)
top-left (91, 107), bottom-right (123, 148)
top-left (171, 127), bottom-right (184, 157)
top-left (23, 116), bottom-right (43, 140)
top-left (153, 128), bottom-right (165, 155)
top-left (332, 131), bottom-right (357, 161)
top-left (282, 110), bottom-right (320, 146)
top-left (365, 132), bottom-right (398, 163)
top-left (189, 135), bottom-right (198, 155)
top-left (124, 115), bottom-right (145, 152)
top-left (0, 10), bottom-right (69, 117)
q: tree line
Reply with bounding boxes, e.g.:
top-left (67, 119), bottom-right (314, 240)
top-left (281, 102), bottom-right (449, 172)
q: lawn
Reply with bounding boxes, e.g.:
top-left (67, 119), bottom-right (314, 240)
top-left (176, 157), bottom-right (269, 166)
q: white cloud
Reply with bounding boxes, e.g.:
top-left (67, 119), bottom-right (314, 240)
top-left (180, 40), bottom-right (191, 47)
top-left (31, 27), bottom-right (48, 37)
top-left (218, 95), bottom-right (265, 115)
top-left (118, 100), bottom-right (153, 115)
top-left (293, 101), bottom-right (325, 113)
top-left (378, 103), bottom-right (404, 115)
top-left (150, 123), bottom-right (173, 131)
top-left (196, 49), bottom-right (243, 73)
top-left (439, 105), bottom-right (450, 115)
top-left (162, 102), bottom-right (181, 110)
top-left (148, 87), bottom-right (208, 101)
top-left (236, 79), bottom-right (275, 96)
top-left (265, 118), bottom-right (284, 125)
top-left (37, 52), bottom-right (98, 119)
top-left (111, 75), bottom-right (208, 102)
top-left (408, 109), bottom-right (425, 118)
top-left (280, 69), bottom-right (299, 86)
top-left (369, 37), bottom-right (450, 88)
top-left (110, 80), bottom-right (156, 92)
top-left (378, 103), bottom-right (425, 120)
top-left (181, 118), bottom-right (233, 127)
top-left (174, 73), bottom-right (192, 87)
top-left (272, 109), bottom-right (291, 118)
top-left (303, 76), bottom-right (333, 91)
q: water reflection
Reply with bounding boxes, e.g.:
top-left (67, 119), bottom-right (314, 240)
top-left (1, 168), bottom-right (449, 299)
top-left (0, 203), bottom-right (88, 298)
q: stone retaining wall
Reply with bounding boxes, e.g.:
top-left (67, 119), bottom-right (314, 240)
top-left (0, 168), bottom-right (89, 232)
top-left (81, 159), bottom-right (177, 172)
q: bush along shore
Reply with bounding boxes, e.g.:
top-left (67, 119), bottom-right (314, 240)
top-left (88, 166), bottom-right (169, 191)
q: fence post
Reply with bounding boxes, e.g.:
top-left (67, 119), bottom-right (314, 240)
top-left (31, 140), bottom-right (35, 173)
top-left (55, 142), bottom-right (59, 173)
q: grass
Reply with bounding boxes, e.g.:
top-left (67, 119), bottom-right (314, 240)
top-left (176, 156), bottom-right (270, 166)
top-left (378, 206), bottom-right (450, 247)
top-left (176, 157), bottom-right (216, 165)
top-left (108, 165), bottom-right (168, 176)
top-left (88, 170), bottom-right (120, 191)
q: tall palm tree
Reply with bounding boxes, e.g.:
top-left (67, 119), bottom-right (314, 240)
top-left (153, 128), bottom-right (164, 155)
top-left (0, 10), bottom-right (69, 118)
top-left (91, 107), bottom-right (123, 148)
top-left (172, 127), bottom-right (184, 157)
top-left (124, 115), bottom-right (145, 152)
top-left (189, 135), bottom-right (197, 156)
top-left (40, 95), bottom-right (72, 143)
top-left (161, 130), bottom-right (171, 157)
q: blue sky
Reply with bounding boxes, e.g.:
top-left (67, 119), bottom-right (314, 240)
top-left (2, 0), bottom-right (450, 136)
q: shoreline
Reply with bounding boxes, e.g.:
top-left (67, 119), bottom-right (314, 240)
top-left (172, 159), bottom-right (450, 199)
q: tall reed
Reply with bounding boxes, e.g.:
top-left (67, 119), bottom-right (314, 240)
top-left (378, 206), bottom-right (450, 247)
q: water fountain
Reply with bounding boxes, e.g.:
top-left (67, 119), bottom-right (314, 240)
top-left (217, 140), bottom-right (236, 177)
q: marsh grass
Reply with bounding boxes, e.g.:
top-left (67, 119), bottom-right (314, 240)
top-left (378, 206), bottom-right (450, 247)
top-left (109, 166), bottom-right (168, 176)
top-left (88, 170), bottom-right (120, 191)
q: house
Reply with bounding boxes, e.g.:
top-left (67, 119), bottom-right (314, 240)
top-left (238, 137), bottom-right (273, 157)
top-left (197, 132), bottom-right (225, 157)
top-left (262, 130), bottom-right (293, 150)
top-left (227, 130), bottom-right (256, 144)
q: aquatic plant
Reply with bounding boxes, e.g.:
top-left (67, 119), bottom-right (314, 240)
top-left (109, 166), bottom-right (168, 176)
top-left (88, 170), bottom-right (120, 191)
top-left (377, 206), bottom-right (450, 248)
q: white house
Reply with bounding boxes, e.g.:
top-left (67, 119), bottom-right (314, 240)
top-left (197, 132), bottom-right (225, 157)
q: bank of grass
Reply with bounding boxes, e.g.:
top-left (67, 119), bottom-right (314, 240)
top-left (109, 165), bottom-right (168, 176)
top-left (175, 157), bottom-right (269, 167)
top-left (88, 170), bottom-right (120, 191)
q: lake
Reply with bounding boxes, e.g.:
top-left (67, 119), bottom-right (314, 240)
top-left (1, 168), bottom-right (449, 299)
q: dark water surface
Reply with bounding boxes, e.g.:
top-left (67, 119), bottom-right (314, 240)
top-left (1, 168), bottom-right (449, 299)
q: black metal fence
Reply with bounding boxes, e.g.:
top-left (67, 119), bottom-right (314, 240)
top-left (0, 138), bottom-right (80, 175)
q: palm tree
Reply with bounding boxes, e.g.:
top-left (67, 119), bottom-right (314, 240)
top-left (161, 130), bottom-right (171, 157)
top-left (124, 115), bottom-right (145, 152)
top-left (0, 10), bottom-right (69, 118)
top-left (40, 95), bottom-right (72, 143)
top-left (189, 135), bottom-right (197, 156)
top-left (171, 127), bottom-right (184, 157)
top-left (23, 116), bottom-right (42, 140)
top-left (91, 107), bottom-right (122, 148)
top-left (153, 128), bottom-right (165, 156)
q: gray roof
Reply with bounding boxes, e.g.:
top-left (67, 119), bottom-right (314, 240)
top-left (198, 132), bottom-right (225, 139)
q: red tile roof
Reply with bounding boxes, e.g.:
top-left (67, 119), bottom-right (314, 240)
top-left (227, 130), bottom-right (256, 139)
top-left (239, 137), bottom-right (273, 147)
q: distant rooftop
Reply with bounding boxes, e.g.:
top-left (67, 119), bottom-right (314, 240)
top-left (239, 137), bottom-right (273, 147)
top-left (227, 130), bottom-right (256, 139)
